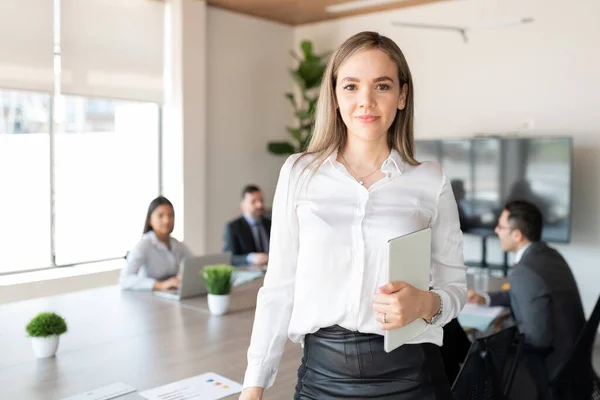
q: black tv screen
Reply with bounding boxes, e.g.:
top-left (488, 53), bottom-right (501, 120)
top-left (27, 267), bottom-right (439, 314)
top-left (415, 136), bottom-right (573, 243)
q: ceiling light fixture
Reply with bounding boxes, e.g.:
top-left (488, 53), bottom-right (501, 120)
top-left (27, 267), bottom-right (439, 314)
top-left (392, 17), bottom-right (534, 42)
top-left (325, 0), bottom-right (410, 14)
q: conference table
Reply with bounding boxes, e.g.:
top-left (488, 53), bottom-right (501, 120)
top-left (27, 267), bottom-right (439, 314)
top-left (0, 279), bottom-right (303, 400)
top-left (0, 272), bottom-right (508, 400)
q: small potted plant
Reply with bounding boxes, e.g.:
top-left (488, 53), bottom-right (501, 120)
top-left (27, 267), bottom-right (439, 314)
top-left (202, 265), bottom-right (234, 315)
top-left (25, 312), bottom-right (68, 358)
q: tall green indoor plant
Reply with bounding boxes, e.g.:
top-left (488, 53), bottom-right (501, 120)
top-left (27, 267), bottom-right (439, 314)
top-left (267, 41), bottom-right (329, 155)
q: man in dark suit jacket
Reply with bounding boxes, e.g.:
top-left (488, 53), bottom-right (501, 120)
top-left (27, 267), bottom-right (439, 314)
top-left (223, 184), bottom-right (271, 267)
top-left (468, 200), bottom-right (585, 398)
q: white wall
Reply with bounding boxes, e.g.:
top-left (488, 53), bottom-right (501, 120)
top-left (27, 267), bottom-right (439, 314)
top-left (294, 0), bottom-right (600, 316)
top-left (205, 8), bottom-right (294, 252)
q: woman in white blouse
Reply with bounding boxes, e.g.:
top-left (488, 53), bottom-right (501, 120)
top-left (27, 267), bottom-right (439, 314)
top-left (120, 196), bottom-right (192, 291)
top-left (240, 31), bottom-right (466, 400)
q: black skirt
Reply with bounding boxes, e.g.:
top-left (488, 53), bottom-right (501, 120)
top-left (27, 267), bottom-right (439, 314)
top-left (294, 325), bottom-right (452, 400)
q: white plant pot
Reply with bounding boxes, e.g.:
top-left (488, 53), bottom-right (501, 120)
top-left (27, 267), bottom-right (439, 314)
top-left (31, 335), bottom-right (59, 359)
top-left (207, 294), bottom-right (231, 316)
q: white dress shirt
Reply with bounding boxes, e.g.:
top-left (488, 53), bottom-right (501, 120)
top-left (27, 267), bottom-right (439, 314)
top-left (515, 242), bottom-right (532, 263)
top-left (119, 231), bottom-right (192, 291)
top-left (243, 149), bottom-right (467, 389)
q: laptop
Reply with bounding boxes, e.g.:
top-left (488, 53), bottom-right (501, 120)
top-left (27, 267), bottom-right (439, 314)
top-left (153, 253), bottom-right (231, 301)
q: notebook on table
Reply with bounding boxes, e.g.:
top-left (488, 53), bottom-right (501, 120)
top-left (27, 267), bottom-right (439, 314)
top-left (384, 227), bottom-right (432, 353)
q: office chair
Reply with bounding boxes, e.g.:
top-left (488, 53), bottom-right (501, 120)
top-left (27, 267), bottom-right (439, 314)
top-left (451, 325), bottom-right (524, 400)
top-left (441, 318), bottom-right (472, 384)
top-left (548, 294), bottom-right (600, 400)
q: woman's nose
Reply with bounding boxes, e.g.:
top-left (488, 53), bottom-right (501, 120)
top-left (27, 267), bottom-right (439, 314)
top-left (358, 89), bottom-right (375, 109)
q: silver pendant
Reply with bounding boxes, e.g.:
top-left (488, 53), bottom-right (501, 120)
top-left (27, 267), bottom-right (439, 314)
top-left (359, 179), bottom-right (364, 185)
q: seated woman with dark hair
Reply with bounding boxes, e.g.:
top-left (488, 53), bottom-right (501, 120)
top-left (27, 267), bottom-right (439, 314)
top-left (120, 196), bottom-right (193, 291)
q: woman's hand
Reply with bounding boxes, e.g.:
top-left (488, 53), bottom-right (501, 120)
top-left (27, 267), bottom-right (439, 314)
top-left (239, 387), bottom-right (263, 400)
top-left (153, 276), bottom-right (180, 291)
top-left (373, 281), bottom-right (440, 330)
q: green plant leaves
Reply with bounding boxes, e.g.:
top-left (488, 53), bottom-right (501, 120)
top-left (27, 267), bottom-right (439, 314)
top-left (268, 40), bottom-right (329, 157)
top-left (268, 141), bottom-right (296, 155)
top-left (295, 111), bottom-right (312, 120)
top-left (285, 93), bottom-right (297, 110)
top-left (290, 69), bottom-right (307, 90)
top-left (300, 133), bottom-right (313, 152)
top-left (301, 41), bottom-right (313, 59)
top-left (26, 312), bottom-right (68, 337)
top-left (285, 127), bottom-right (302, 141)
top-left (297, 62), bottom-right (325, 90)
top-left (307, 99), bottom-right (317, 114)
top-left (202, 265), bottom-right (234, 295)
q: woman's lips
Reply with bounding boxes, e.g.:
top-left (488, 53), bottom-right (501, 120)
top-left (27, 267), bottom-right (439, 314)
top-left (355, 115), bottom-right (379, 123)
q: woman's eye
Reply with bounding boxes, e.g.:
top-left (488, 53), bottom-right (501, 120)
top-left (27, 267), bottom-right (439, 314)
top-left (376, 84), bottom-right (390, 90)
top-left (343, 84), bottom-right (357, 91)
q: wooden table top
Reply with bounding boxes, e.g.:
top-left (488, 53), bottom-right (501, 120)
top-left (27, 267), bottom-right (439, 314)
top-left (1, 271), bottom-right (506, 399)
top-left (0, 279), bottom-right (303, 400)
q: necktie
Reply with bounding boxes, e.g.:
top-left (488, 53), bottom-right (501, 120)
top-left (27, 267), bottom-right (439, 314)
top-left (254, 222), bottom-right (264, 253)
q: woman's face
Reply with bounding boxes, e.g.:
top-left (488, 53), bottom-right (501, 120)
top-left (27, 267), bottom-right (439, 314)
top-left (335, 48), bottom-right (407, 145)
top-left (150, 204), bottom-right (175, 237)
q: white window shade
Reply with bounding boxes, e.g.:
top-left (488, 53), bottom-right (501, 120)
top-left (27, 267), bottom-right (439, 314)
top-left (61, 0), bottom-right (164, 104)
top-left (0, 0), bottom-right (54, 93)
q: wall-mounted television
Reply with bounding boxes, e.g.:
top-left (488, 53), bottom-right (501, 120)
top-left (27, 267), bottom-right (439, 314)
top-left (415, 136), bottom-right (573, 244)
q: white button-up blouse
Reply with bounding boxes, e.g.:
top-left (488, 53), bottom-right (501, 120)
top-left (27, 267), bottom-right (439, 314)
top-left (243, 149), bottom-right (467, 389)
top-left (120, 231), bottom-right (192, 291)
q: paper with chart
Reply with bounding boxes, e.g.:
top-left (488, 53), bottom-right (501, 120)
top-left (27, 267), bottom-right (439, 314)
top-left (139, 373), bottom-right (242, 400)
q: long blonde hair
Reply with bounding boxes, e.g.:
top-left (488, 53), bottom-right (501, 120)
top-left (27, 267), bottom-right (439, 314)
top-left (297, 31), bottom-right (419, 173)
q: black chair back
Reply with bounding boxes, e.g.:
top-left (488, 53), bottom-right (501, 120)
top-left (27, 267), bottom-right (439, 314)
top-left (451, 325), bottom-right (524, 400)
top-left (441, 318), bottom-right (472, 384)
top-left (549, 294), bottom-right (600, 400)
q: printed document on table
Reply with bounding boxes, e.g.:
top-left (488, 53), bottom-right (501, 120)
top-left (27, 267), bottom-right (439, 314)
top-left (139, 373), bottom-right (242, 400)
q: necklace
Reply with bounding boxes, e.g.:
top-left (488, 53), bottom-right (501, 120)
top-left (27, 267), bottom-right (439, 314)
top-left (340, 153), bottom-right (383, 185)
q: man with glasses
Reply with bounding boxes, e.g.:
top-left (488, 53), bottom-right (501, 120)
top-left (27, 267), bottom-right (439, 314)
top-left (468, 200), bottom-right (585, 398)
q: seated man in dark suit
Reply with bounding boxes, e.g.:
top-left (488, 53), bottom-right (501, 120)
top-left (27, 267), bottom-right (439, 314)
top-left (223, 185), bottom-right (271, 267)
top-left (468, 200), bottom-right (585, 398)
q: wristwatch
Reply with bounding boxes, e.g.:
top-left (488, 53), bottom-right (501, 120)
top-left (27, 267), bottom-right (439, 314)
top-left (424, 291), bottom-right (443, 325)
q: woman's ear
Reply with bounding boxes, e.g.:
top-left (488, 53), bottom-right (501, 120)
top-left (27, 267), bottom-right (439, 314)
top-left (398, 83), bottom-right (408, 110)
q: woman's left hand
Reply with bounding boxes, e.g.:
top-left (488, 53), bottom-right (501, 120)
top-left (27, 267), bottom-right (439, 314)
top-left (373, 281), bottom-right (440, 330)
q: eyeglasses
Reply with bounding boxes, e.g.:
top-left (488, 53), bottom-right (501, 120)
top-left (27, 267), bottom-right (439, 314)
top-left (496, 224), bottom-right (515, 231)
